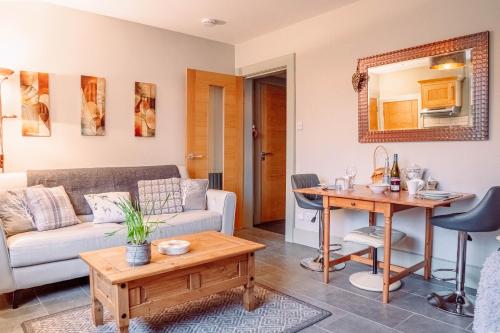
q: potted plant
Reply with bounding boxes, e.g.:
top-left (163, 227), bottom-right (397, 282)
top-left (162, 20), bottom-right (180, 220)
top-left (107, 198), bottom-right (167, 266)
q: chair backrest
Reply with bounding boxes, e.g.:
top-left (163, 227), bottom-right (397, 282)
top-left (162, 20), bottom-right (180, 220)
top-left (291, 174), bottom-right (322, 210)
top-left (434, 186), bottom-right (500, 232)
top-left (466, 186), bottom-right (500, 232)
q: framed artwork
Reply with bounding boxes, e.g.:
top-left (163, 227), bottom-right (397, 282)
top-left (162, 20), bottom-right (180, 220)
top-left (81, 75), bottom-right (106, 136)
top-left (134, 82), bottom-right (156, 137)
top-left (20, 71), bottom-right (51, 136)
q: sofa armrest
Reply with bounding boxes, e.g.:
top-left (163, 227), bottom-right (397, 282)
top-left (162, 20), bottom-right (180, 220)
top-left (0, 223), bottom-right (15, 293)
top-left (206, 189), bottom-right (236, 235)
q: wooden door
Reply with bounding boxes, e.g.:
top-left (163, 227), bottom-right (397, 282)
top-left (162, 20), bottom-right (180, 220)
top-left (383, 99), bottom-right (418, 130)
top-left (259, 83), bottom-right (286, 223)
top-left (369, 98), bottom-right (379, 131)
top-left (186, 69), bottom-right (244, 229)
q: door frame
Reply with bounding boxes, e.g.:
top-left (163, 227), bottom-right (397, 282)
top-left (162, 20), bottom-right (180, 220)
top-left (236, 54), bottom-right (296, 243)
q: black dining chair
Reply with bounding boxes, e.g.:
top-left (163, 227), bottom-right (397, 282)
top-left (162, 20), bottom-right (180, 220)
top-left (291, 174), bottom-right (345, 272)
top-left (427, 186), bottom-right (500, 317)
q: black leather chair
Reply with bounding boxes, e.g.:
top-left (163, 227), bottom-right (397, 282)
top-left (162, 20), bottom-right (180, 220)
top-left (291, 174), bottom-right (344, 272)
top-left (427, 187), bottom-right (500, 317)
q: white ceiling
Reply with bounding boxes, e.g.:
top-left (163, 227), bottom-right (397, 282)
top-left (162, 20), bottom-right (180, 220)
top-left (41, 0), bottom-right (357, 44)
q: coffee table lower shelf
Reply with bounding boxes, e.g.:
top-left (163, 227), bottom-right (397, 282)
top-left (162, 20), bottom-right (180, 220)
top-left (89, 252), bottom-right (256, 333)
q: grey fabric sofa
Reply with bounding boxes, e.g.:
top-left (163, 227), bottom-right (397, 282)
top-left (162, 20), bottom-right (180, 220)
top-left (0, 165), bottom-right (236, 297)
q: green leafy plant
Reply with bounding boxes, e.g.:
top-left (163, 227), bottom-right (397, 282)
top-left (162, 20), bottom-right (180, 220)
top-left (106, 197), bottom-right (170, 245)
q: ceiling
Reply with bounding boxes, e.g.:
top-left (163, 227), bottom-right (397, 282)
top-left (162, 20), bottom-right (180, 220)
top-left (41, 0), bottom-right (357, 44)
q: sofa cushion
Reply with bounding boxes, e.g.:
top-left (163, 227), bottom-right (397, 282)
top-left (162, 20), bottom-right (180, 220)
top-left (27, 165), bottom-right (181, 215)
top-left (7, 210), bottom-right (222, 268)
top-left (180, 179), bottom-right (209, 211)
top-left (84, 191), bottom-right (130, 223)
top-left (151, 210), bottom-right (222, 238)
top-left (7, 222), bottom-right (124, 268)
top-left (0, 188), bottom-right (36, 237)
top-left (26, 186), bottom-right (80, 231)
top-left (138, 178), bottom-right (183, 214)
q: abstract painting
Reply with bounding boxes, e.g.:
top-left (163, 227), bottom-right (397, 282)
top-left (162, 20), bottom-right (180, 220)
top-left (20, 71), bottom-right (51, 137)
top-left (134, 82), bottom-right (156, 137)
top-left (81, 75), bottom-right (106, 136)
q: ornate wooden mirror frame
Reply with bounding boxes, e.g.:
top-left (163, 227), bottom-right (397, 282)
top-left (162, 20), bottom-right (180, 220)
top-left (358, 31), bottom-right (489, 143)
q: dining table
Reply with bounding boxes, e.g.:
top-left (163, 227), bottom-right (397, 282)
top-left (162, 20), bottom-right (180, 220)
top-left (293, 185), bottom-right (474, 303)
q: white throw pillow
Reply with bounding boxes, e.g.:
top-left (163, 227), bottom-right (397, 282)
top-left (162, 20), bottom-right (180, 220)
top-left (180, 179), bottom-right (209, 211)
top-left (84, 192), bottom-right (130, 223)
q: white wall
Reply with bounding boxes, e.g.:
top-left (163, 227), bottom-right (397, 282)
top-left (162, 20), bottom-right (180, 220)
top-left (236, 0), bottom-right (500, 286)
top-left (0, 2), bottom-right (234, 171)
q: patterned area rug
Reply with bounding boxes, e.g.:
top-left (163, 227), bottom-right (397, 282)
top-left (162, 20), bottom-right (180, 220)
top-left (22, 284), bottom-right (330, 333)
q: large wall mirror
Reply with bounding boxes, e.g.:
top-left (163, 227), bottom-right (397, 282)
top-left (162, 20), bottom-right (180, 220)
top-left (358, 32), bottom-right (489, 142)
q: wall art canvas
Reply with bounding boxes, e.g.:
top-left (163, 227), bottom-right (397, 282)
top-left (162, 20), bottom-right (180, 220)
top-left (134, 82), bottom-right (156, 137)
top-left (20, 71), bottom-right (51, 137)
top-left (81, 75), bottom-right (106, 136)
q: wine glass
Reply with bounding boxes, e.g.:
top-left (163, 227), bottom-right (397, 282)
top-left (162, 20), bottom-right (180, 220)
top-left (346, 165), bottom-right (357, 189)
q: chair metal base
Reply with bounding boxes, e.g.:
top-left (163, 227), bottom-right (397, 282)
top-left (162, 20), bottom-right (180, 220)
top-left (431, 268), bottom-right (456, 282)
top-left (300, 255), bottom-right (346, 272)
top-left (349, 271), bottom-right (401, 292)
top-left (427, 291), bottom-right (474, 317)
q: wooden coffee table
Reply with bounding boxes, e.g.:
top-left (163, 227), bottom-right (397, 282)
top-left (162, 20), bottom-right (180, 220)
top-left (80, 231), bottom-right (265, 333)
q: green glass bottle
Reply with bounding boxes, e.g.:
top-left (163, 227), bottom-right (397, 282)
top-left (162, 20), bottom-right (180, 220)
top-left (390, 154), bottom-right (401, 192)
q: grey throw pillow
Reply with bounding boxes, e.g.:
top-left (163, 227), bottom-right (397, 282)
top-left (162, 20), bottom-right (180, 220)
top-left (0, 188), bottom-right (36, 236)
top-left (180, 179), bottom-right (209, 211)
top-left (25, 186), bottom-right (80, 231)
top-left (138, 178), bottom-right (183, 215)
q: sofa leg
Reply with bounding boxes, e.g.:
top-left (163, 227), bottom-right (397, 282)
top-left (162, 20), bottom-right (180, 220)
top-left (12, 290), bottom-right (21, 309)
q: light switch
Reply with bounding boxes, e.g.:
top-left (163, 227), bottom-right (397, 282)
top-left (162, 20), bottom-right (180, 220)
top-left (296, 120), bottom-right (303, 130)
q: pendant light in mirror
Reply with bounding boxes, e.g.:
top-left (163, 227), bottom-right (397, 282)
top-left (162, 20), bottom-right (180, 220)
top-left (430, 51), bottom-right (465, 70)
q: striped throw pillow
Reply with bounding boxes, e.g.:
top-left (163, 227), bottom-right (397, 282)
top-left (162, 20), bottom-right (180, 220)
top-left (25, 186), bottom-right (80, 231)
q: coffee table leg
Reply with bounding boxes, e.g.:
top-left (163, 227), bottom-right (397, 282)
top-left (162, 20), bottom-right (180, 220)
top-left (89, 268), bottom-right (103, 326)
top-left (114, 283), bottom-right (130, 333)
top-left (92, 299), bottom-right (104, 326)
top-left (243, 252), bottom-right (255, 311)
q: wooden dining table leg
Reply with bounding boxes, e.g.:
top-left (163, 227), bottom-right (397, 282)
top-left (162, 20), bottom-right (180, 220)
top-left (424, 208), bottom-right (434, 280)
top-left (323, 195), bottom-right (330, 284)
top-left (382, 208), bottom-right (393, 304)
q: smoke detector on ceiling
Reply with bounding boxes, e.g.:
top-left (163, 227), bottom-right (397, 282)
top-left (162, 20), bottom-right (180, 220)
top-left (200, 18), bottom-right (225, 27)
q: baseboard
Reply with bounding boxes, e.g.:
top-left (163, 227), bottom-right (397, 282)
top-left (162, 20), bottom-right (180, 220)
top-left (291, 227), bottom-right (481, 289)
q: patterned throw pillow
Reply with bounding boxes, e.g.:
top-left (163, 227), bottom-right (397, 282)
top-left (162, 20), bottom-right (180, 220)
top-left (138, 178), bottom-right (183, 215)
top-left (84, 192), bottom-right (130, 224)
top-left (180, 179), bottom-right (209, 211)
top-left (0, 188), bottom-right (36, 236)
top-left (25, 186), bottom-right (80, 231)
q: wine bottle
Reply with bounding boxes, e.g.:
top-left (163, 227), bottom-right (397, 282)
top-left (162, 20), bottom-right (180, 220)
top-left (390, 154), bottom-right (401, 192)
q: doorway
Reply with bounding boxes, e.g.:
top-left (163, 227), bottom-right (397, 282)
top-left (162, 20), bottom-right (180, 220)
top-left (252, 72), bottom-right (287, 235)
top-left (237, 53), bottom-right (295, 242)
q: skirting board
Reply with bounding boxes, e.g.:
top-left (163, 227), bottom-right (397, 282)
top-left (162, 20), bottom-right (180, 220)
top-left (292, 227), bottom-right (481, 290)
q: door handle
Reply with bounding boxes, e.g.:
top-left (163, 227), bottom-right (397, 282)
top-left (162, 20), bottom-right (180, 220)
top-left (260, 152), bottom-right (272, 161)
top-left (186, 153), bottom-right (204, 160)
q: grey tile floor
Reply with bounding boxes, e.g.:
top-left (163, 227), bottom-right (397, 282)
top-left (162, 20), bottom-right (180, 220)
top-left (0, 227), bottom-right (475, 332)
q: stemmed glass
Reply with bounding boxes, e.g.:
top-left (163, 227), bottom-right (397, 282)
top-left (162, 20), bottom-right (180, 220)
top-left (346, 165), bottom-right (357, 190)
